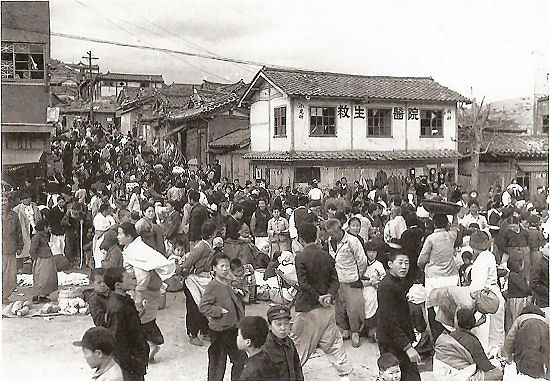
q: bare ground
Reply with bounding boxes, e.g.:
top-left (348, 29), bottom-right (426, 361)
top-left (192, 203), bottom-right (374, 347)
top-left (2, 288), bottom-right (435, 381)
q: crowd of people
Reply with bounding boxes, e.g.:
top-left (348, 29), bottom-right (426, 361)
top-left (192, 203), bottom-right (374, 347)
top-left (2, 120), bottom-right (550, 381)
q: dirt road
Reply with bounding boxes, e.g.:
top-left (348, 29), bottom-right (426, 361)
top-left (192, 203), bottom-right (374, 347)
top-left (2, 290), bottom-right (435, 380)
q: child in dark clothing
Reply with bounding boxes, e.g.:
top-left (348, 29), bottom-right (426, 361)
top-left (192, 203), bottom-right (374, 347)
top-left (236, 316), bottom-right (280, 381)
top-left (506, 261), bottom-right (531, 330)
top-left (228, 258), bottom-right (250, 303)
top-left (88, 268), bottom-right (109, 327)
top-left (103, 266), bottom-right (149, 381)
top-left (199, 253), bottom-right (247, 381)
top-left (262, 304), bottom-right (303, 381)
top-left (459, 251), bottom-right (473, 286)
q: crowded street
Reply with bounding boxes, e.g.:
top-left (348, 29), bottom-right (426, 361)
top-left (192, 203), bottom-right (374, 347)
top-left (2, 1), bottom-right (550, 381)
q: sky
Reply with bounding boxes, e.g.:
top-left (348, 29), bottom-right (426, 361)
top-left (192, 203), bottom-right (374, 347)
top-left (48, 0), bottom-right (550, 101)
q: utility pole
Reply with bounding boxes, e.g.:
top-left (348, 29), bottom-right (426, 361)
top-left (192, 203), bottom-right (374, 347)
top-left (82, 51), bottom-right (98, 124)
top-left (471, 98), bottom-right (480, 193)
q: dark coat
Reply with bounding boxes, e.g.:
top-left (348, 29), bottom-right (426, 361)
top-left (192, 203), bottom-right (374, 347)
top-left (294, 244), bottom-right (339, 313)
top-left (88, 291), bottom-right (109, 327)
top-left (239, 350), bottom-right (280, 381)
top-left (531, 254), bottom-right (549, 308)
top-left (2, 211), bottom-right (23, 256)
top-left (199, 279), bottom-right (245, 331)
top-left (188, 203), bottom-right (209, 242)
top-left (377, 273), bottom-right (415, 350)
top-left (47, 206), bottom-right (66, 235)
top-left (29, 231), bottom-right (52, 260)
top-left (106, 293), bottom-right (149, 377)
top-left (262, 332), bottom-right (303, 381)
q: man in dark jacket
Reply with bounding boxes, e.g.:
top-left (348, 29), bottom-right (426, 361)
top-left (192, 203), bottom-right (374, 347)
top-left (160, 200), bottom-right (180, 243)
top-left (399, 213), bottom-right (425, 290)
top-left (377, 251), bottom-right (421, 381)
top-left (104, 266), bottom-right (149, 381)
top-left (188, 190), bottom-right (209, 248)
top-left (289, 223), bottom-right (353, 381)
top-left (531, 244), bottom-right (549, 320)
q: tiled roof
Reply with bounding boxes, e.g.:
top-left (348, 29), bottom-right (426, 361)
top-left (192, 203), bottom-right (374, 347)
top-left (60, 97), bottom-right (117, 113)
top-left (209, 129), bottom-right (250, 149)
top-left (168, 91), bottom-right (242, 121)
top-left (252, 67), bottom-right (468, 102)
top-left (244, 149), bottom-right (461, 161)
top-left (99, 72), bottom-right (164, 83)
top-left (460, 132), bottom-right (548, 159)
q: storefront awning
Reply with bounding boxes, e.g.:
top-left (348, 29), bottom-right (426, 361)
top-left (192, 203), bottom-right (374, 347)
top-left (2, 149), bottom-right (44, 166)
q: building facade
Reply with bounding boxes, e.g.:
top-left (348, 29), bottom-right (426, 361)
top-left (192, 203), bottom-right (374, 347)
top-left (1, 1), bottom-right (54, 184)
top-left (93, 72), bottom-right (164, 98)
top-left (239, 67), bottom-right (468, 188)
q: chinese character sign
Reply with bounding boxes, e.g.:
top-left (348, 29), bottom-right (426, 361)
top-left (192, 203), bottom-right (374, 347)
top-left (393, 107), bottom-right (404, 120)
top-left (408, 108), bottom-right (419, 120)
top-left (298, 104), bottom-right (304, 119)
top-left (354, 106), bottom-right (365, 119)
top-left (337, 105), bottom-right (350, 118)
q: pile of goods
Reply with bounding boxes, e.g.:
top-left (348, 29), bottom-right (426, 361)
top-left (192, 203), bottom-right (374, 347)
top-left (10, 300), bottom-right (31, 316)
top-left (57, 297), bottom-right (88, 315)
top-left (58, 287), bottom-right (89, 315)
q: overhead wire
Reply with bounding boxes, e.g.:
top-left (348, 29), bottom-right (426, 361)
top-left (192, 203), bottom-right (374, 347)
top-left (72, 0), bottom-right (233, 82)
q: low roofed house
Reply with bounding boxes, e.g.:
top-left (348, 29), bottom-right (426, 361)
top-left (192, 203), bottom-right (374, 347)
top-left (239, 66), bottom-right (468, 188)
top-left (117, 82), bottom-right (198, 148)
top-left (458, 118), bottom-right (549, 202)
top-left (165, 80), bottom-right (249, 170)
top-left (59, 96), bottom-right (118, 130)
top-left (208, 128), bottom-right (250, 181)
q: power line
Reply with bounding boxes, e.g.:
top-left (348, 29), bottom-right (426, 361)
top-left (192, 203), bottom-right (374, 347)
top-left (72, 0), bottom-right (234, 82)
top-left (3, 24), bottom-right (295, 70)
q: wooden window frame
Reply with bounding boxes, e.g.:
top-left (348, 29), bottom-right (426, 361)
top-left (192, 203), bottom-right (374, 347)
top-left (367, 108), bottom-right (392, 137)
top-left (274, 106), bottom-right (287, 137)
top-left (420, 109), bottom-right (444, 137)
top-left (309, 106), bottom-right (336, 136)
top-left (1, 42), bottom-right (45, 81)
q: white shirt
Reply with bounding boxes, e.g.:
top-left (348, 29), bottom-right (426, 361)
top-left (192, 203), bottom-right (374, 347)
top-left (384, 215), bottom-right (407, 243)
top-left (93, 213), bottom-right (115, 233)
top-left (460, 213), bottom-right (489, 233)
top-left (470, 250), bottom-right (498, 292)
top-left (308, 187), bottom-right (323, 200)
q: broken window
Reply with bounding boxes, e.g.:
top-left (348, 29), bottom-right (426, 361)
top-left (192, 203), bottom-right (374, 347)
top-left (367, 109), bottom-right (392, 137)
top-left (543, 114), bottom-right (549, 134)
top-left (274, 106), bottom-right (287, 136)
top-left (310, 106), bottom-right (336, 136)
top-left (420, 110), bottom-right (443, 137)
top-left (1, 42), bottom-right (45, 80)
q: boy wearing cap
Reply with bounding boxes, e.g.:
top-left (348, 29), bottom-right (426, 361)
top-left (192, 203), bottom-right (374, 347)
top-left (75, 326), bottom-right (123, 381)
top-left (262, 304), bottom-right (304, 381)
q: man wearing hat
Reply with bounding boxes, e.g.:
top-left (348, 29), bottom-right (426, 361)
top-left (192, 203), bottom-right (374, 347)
top-left (469, 231), bottom-right (505, 357)
top-left (74, 326), bottom-right (123, 381)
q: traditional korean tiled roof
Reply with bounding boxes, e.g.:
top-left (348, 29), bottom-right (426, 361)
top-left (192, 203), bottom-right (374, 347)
top-left (209, 129), bottom-right (250, 149)
top-left (460, 132), bottom-right (548, 159)
top-left (99, 72), bottom-right (164, 83)
top-left (243, 149), bottom-right (462, 161)
top-left (247, 67), bottom-right (469, 102)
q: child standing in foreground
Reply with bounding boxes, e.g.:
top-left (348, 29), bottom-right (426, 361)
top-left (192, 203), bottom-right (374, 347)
top-left (376, 353), bottom-right (401, 381)
top-left (236, 316), bottom-right (280, 380)
top-left (199, 252), bottom-right (247, 381)
top-left (88, 268), bottom-right (109, 327)
top-left (74, 326), bottom-right (124, 381)
top-left (262, 304), bottom-right (304, 381)
top-left (506, 260), bottom-right (531, 329)
top-left (103, 266), bottom-right (149, 381)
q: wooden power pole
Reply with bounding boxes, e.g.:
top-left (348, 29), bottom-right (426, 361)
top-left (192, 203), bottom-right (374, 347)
top-left (82, 51), bottom-right (98, 124)
top-left (471, 98), bottom-right (481, 192)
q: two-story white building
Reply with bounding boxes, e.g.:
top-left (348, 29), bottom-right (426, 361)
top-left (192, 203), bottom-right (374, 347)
top-left (239, 67), bottom-right (469, 188)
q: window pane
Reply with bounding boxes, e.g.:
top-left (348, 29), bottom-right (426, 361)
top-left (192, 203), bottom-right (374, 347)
top-left (30, 70), bottom-right (44, 79)
top-left (30, 54), bottom-right (44, 70)
top-left (30, 44), bottom-right (43, 53)
top-left (1, 42), bottom-right (14, 52)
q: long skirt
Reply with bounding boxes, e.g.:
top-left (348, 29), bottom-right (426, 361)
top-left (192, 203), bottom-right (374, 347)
top-left (2, 255), bottom-right (17, 301)
top-left (33, 256), bottom-right (58, 297)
